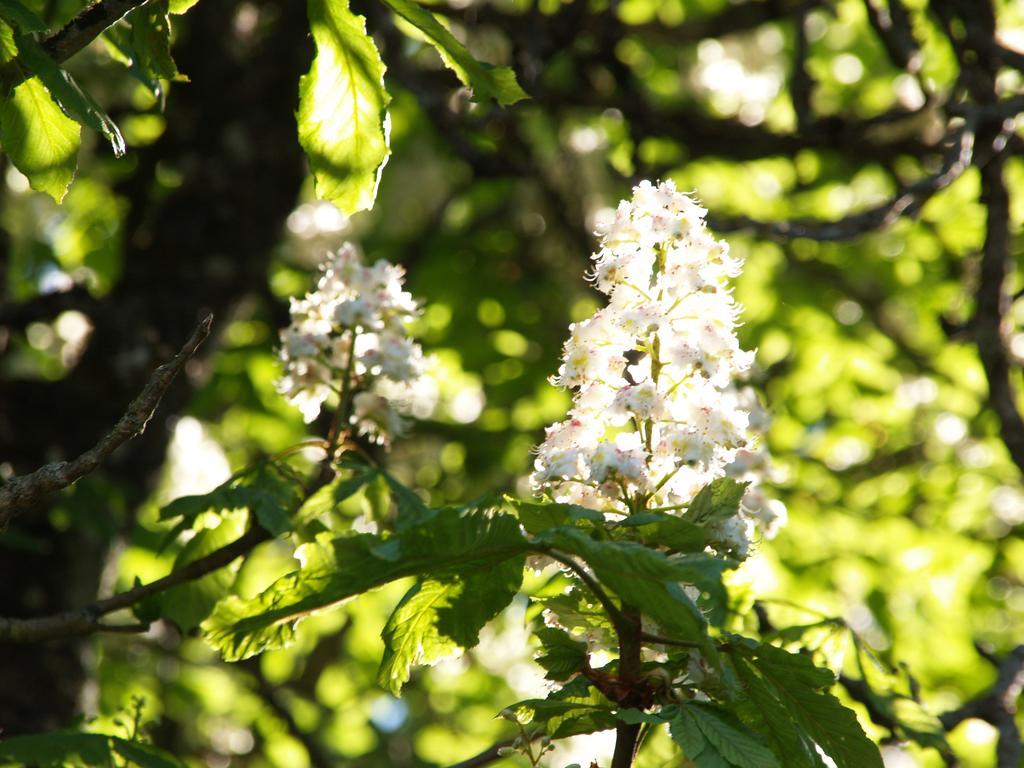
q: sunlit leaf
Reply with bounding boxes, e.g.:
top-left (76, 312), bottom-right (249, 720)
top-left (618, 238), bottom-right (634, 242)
top-left (298, 0), bottom-right (390, 214)
top-left (0, 76), bottom-right (80, 202)
top-left (203, 508), bottom-right (528, 660)
top-left (379, 555), bottom-right (522, 694)
top-left (378, 0), bottom-right (526, 105)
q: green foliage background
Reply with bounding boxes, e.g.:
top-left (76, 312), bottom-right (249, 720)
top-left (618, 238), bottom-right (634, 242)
top-left (0, 0), bottom-right (1022, 765)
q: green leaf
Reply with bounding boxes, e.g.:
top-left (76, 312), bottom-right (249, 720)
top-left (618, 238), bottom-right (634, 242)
top-left (538, 588), bottom-right (615, 647)
top-left (728, 642), bottom-right (883, 768)
top-left (168, 0), bottom-right (201, 14)
top-left (622, 510), bottom-right (707, 553)
top-left (513, 678), bottom-right (617, 738)
top-left (13, 30), bottom-right (125, 156)
top-left (668, 553), bottom-right (731, 626)
top-left (0, 0), bottom-right (44, 31)
top-left (686, 703), bottom-right (779, 768)
top-left (0, 76), bottom-right (80, 202)
top-left (383, 471), bottom-right (436, 530)
top-left (160, 462), bottom-right (301, 537)
top-left (295, 466), bottom-right (375, 531)
top-left (534, 626), bottom-right (588, 681)
top-left (146, 518), bottom-right (244, 631)
top-left (378, 0), bottom-right (526, 105)
top-left (685, 478), bottom-right (748, 526)
top-left (298, 0), bottom-right (390, 215)
top-left (0, 732), bottom-right (186, 768)
top-left (203, 507), bottom-right (528, 660)
top-left (539, 527), bottom-right (709, 643)
top-left (508, 497), bottom-right (603, 534)
top-left (111, 739), bottom-right (188, 768)
top-left (378, 555), bottom-right (522, 694)
top-left (128, 0), bottom-right (184, 86)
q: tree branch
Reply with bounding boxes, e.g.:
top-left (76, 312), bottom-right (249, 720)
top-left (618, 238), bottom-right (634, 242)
top-left (708, 117), bottom-right (976, 241)
top-left (0, 314), bottom-right (212, 529)
top-left (940, 645), bottom-right (1024, 768)
top-left (43, 0), bottom-right (155, 64)
top-left (0, 524), bottom-right (270, 643)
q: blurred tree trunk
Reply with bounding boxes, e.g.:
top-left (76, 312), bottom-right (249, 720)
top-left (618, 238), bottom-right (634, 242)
top-left (0, 0), bottom-right (309, 733)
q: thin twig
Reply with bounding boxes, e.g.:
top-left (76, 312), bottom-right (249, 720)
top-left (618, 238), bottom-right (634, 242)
top-left (709, 117), bottom-right (977, 241)
top-left (43, 0), bottom-right (156, 64)
top-left (0, 524), bottom-right (270, 643)
top-left (0, 314), bottom-right (213, 529)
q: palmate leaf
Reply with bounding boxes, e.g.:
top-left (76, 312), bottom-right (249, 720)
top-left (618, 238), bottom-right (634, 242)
top-left (728, 641), bottom-right (883, 768)
top-left (0, 732), bottom-right (186, 768)
top-left (513, 677), bottom-right (618, 738)
top-left (159, 461), bottom-right (301, 538)
top-left (378, 0), bottom-right (526, 106)
top-left (136, 517), bottom-right (245, 631)
top-left (684, 478), bottom-right (748, 526)
top-left (534, 626), bottom-right (588, 681)
top-left (202, 507), bottom-right (529, 661)
top-left (378, 555), bottom-right (523, 694)
top-left (298, 0), bottom-right (390, 215)
top-left (538, 527), bottom-right (710, 644)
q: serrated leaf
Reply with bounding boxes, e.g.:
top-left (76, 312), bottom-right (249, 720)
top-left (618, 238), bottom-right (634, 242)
top-left (168, 0), bottom-right (201, 13)
top-left (513, 678), bottom-right (617, 738)
top-left (0, 732), bottom-right (186, 768)
top-left (669, 553), bottom-right (731, 626)
top-left (624, 510), bottom-right (707, 553)
top-left (534, 626), bottom-right (588, 681)
top-left (379, 555), bottom-right (522, 694)
top-left (539, 588), bottom-right (615, 647)
top-left (160, 462), bottom-right (301, 537)
top-left (686, 703), bottom-right (779, 768)
top-left (203, 508), bottom-right (528, 660)
top-left (111, 739), bottom-right (188, 768)
top-left (685, 479), bottom-right (749, 526)
top-left (299, 0), bottom-right (390, 214)
top-left (509, 497), bottom-right (603, 534)
top-left (13, 30), bottom-right (125, 156)
top-left (128, 0), bottom-right (183, 86)
top-left (0, 76), bottom-right (80, 202)
top-left (147, 518), bottom-right (245, 631)
top-left (729, 642), bottom-right (883, 768)
top-left (0, 0), bottom-right (44, 31)
top-left (384, 471), bottom-right (436, 530)
top-left (295, 467), bottom-right (375, 530)
top-left (539, 527), bottom-right (709, 644)
top-left (378, 0), bottom-right (526, 105)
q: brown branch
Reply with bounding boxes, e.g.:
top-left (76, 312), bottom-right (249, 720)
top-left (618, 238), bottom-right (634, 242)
top-left (0, 314), bottom-right (212, 529)
top-left (791, 2), bottom-right (817, 134)
top-left (43, 0), bottom-right (156, 64)
top-left (940, 646), bottom-right (1024, 768)
top-left (0, 524), bottom-right (270, 643)
top-left (972, 137), bottom-right (1024, 475)
top-left (862, 0), bottom-right (921, 74)
top-left (708, 118), bottom-right (976, 241)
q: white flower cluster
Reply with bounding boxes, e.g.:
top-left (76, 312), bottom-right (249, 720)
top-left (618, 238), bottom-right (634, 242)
top-left (277, 243), bottom-right (429, 445)
top-left (531, 180), bottom-right (784, 557)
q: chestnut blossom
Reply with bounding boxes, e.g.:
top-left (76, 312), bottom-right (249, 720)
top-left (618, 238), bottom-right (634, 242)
top-left (276, 243), bottom-right (428, 445)
top-left (531, 180), bottom-right (785, 557)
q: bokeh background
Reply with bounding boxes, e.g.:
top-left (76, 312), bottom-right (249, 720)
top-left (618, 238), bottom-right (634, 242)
top-left (1, 0), bottom-right (1023, 766)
